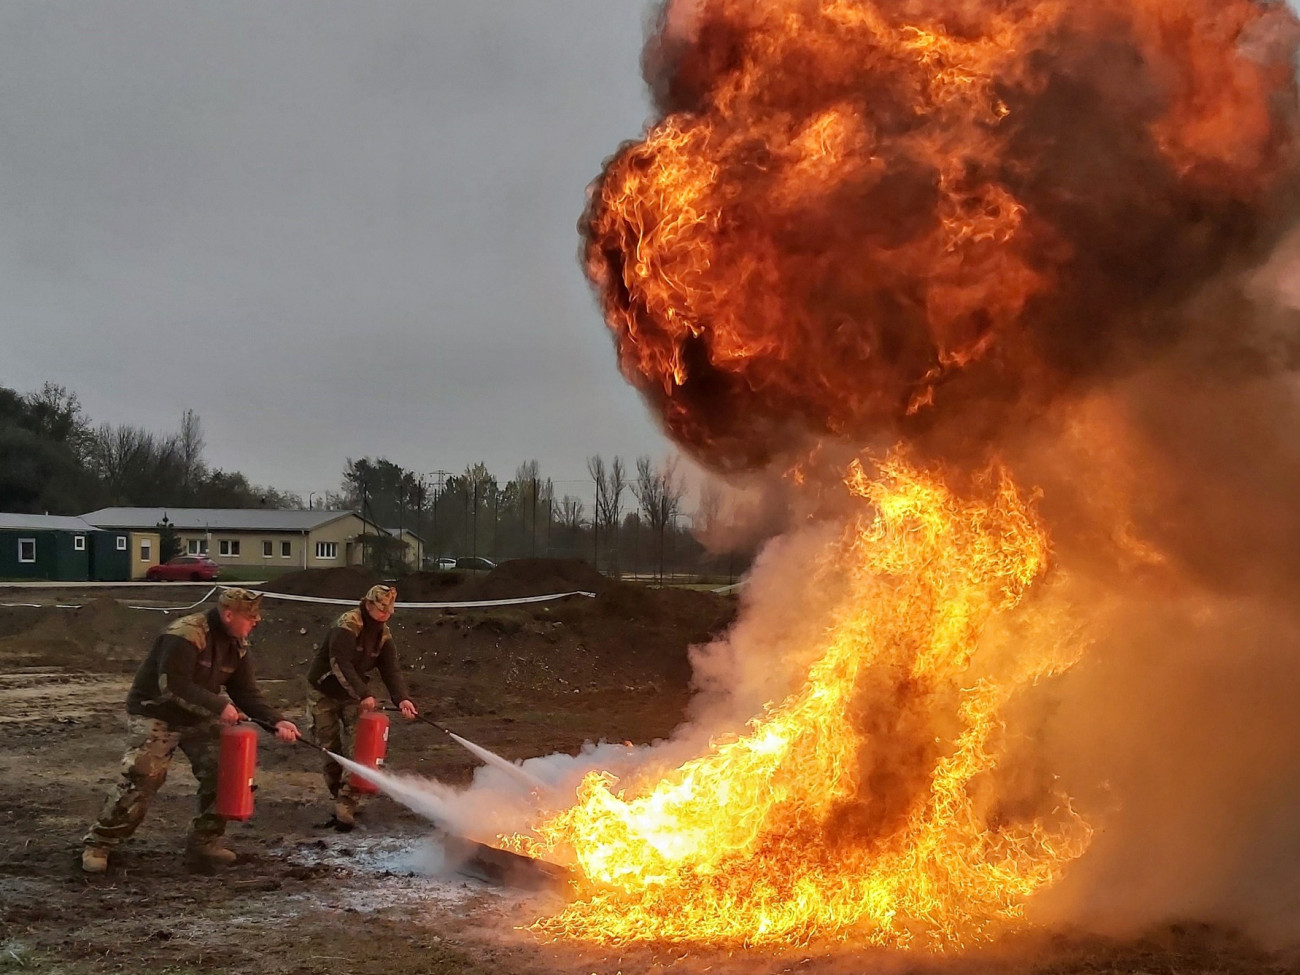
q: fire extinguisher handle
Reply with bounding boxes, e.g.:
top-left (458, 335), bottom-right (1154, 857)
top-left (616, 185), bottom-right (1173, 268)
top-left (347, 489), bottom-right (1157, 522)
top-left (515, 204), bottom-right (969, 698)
top-left (244, 718), bottom-right (330, 754)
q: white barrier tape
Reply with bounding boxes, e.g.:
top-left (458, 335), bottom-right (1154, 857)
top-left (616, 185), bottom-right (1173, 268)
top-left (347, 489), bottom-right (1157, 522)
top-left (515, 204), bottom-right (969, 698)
top-left (1, 586), bottom-right (596, 612)
top-left (234, 586), bottom-right (597, 609)
top-left (125, 586), bottom-right (220, 612)
top-left (1, 587), bottom-right (220, 613)
top-left (711, 582), bottom-right (747, 593)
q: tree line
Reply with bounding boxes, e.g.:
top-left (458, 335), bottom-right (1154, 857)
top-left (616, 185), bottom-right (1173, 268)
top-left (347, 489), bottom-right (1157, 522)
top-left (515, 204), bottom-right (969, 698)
top-left (0, 381), bottom-right (300, 514)
top-left (336, 454), bottom-right (742, 582)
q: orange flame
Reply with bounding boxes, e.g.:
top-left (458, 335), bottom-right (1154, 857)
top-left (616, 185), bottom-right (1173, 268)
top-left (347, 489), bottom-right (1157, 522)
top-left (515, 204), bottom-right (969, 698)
top-left (508, 455), bottom-right (1091, 948)
top-left (583, 0), bottom-right (1300, 468)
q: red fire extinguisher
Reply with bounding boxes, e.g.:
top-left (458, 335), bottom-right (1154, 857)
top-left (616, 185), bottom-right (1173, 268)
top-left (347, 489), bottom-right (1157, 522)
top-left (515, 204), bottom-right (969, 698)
top-left (349, 711), bottom-right (389, 795)
top-left (216, 725), bottom-right (258, 820)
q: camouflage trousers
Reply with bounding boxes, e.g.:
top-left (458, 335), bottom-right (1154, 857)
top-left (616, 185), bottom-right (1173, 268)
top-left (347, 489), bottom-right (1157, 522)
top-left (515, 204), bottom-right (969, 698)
top-left (309, 691), bottom-right (362, 807)
top-left (84, 716), bottom-right (225, 849)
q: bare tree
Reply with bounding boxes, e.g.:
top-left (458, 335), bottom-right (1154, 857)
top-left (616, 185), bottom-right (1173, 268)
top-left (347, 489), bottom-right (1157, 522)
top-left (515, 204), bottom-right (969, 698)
top-left (587, 455), bottom-right (607, 568)
top-left (89, 424), bottom-right (185, 505)
top-left (632, 455), bottom-right (685, 581)
top-left (460, 462), bottom-right (497, 559)
top-left (587, 455), bottom-right (628, 573)
top-left (513, 459), bottom-right (543, 556)
top-left (558, 495), bottom-right (585, 531)
top-left (321, 489), bottom-right (349, 510)
top-left (606, 456), bottom-right (627, 572)
top-left (514, 460), bottom-right (539, 483)
top-left (695, 479), bottom-right (725, 537)
top-left (178, 409), bottom-right (206, 498)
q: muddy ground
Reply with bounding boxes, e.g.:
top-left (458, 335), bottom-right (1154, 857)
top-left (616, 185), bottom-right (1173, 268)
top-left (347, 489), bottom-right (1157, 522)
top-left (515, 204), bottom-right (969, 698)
top-left (0, 574), bottom-right (1296, 975)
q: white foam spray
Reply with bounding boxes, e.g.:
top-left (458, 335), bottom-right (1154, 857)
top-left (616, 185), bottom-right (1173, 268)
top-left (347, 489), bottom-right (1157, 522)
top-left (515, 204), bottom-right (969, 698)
top-left (445, 730), bottom-right (549, 792)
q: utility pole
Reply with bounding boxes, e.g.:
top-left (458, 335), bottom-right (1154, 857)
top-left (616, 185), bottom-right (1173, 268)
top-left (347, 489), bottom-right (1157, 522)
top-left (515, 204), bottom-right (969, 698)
top-left (359, 479), bottom-right (369, 570)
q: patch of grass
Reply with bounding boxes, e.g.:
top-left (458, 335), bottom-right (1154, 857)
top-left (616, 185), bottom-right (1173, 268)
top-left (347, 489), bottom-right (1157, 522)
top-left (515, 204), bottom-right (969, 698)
top-left (0, 942), bottom-right (39, 973)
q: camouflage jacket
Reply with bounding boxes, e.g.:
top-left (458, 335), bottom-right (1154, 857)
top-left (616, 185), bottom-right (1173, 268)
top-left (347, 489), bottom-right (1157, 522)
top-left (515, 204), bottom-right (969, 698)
top-left (307, 606), bottom-right (411, 705)
top-left (126, 607), bottom-right (283, 727)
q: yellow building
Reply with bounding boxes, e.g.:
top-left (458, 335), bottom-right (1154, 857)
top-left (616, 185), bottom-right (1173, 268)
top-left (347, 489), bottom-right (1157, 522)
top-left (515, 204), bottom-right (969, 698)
top-left (384, 527), bottom-right (425, 572)
top-left (80, 508), bottom-right (401, 574)
top-left (127, 531), bottom-right (163, 580)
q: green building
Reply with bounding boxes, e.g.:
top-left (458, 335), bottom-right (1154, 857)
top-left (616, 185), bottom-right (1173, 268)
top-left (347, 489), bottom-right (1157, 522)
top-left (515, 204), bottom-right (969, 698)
top-left (0, 513), bottom-right (100, 581)
top-left (88, 529), bottom-right (132, 581)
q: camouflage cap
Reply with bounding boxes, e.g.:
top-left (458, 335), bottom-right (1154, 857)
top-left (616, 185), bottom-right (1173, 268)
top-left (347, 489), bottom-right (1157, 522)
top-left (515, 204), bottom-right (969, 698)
top-left (363, 584), bottom-right (397, 614)
top-left (218, 587), bottom-right (264, 620)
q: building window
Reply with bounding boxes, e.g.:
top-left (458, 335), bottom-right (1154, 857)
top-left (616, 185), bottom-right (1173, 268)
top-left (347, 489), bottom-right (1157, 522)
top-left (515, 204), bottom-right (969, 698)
top-left (219, 539), bottom-right (241, 557)
top-left (116, 536), bottom-right (127, 551)
top-left (74, 535), bottom-right (86, 551)
top-left (281, 541), bottom-right (292, 558)
top-left (262, 540), bottom-right (273, 558)
top-left (187, 538), bottom-right (209, 555)
top-left (140, 540), bottom-right (152, 562)
top-left (315, 542), bottom-right (338, 560)
top-left (18, 539), bottom-right (35, 563)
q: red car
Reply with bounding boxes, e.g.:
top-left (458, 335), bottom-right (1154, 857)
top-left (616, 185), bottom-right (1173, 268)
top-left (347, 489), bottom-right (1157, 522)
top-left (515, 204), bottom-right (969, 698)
top-left (145, 555), bottom-right (221, 582)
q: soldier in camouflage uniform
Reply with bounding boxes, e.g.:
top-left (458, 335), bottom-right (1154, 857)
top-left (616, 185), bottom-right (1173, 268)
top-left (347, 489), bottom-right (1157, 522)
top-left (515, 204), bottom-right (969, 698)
top-left (306, 584), bottom-right (417, 828)
top-left (81, 589), bottom-right (300, 873)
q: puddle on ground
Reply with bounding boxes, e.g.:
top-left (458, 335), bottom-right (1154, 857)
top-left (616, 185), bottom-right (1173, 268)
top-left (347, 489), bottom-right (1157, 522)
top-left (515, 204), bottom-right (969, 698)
top-left (272, 831), bottom-right (541, 918)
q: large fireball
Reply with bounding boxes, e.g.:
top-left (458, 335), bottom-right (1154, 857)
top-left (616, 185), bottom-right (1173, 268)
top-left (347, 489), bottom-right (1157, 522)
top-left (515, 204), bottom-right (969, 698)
top-left (582, 0), bottom-right (1300, 468)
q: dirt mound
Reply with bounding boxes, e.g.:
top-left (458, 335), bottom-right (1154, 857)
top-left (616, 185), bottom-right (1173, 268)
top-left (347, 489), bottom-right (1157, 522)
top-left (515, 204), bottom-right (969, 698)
top-left (391, 569), bottom-right (471, 602)
top-left (391, 559), bottom-right (612, 604)
top-left (0, 596), bottom-right (155, 671)
top-left (476, 558), bottom-right (613, 601)
top-left (70, 596), bottom-right (145, 645)
top-left (256, 567), bottom-right (380, 600)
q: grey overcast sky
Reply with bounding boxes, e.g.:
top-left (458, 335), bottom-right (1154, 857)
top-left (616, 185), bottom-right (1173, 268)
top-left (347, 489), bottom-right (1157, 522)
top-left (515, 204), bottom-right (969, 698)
top-left (0, 0), bottom-right (676, 500)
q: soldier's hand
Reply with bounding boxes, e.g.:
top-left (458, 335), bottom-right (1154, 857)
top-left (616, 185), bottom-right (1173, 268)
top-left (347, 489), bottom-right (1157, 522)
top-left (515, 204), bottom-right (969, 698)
top-left (274, 721), bottom-right (300, 743)
top-left (359, 696), bottom-right (378, 712)
top-left (399, 699), bottom-right (418, 720)
top-left (219, 703), bottom-right (240, 725)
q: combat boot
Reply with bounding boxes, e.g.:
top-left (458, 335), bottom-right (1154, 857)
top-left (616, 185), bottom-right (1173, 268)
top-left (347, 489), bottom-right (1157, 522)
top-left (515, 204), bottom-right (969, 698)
top-left (81, 846), bottom-right (109, 874)
top-left (333, 797), bottom-right (356, 831)
top-left (186, 836), bottom-right (237, 868)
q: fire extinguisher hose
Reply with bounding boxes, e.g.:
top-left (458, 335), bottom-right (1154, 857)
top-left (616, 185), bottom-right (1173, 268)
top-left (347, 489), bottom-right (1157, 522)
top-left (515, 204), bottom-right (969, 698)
top-left (379, 705), bottom-right (453, 737)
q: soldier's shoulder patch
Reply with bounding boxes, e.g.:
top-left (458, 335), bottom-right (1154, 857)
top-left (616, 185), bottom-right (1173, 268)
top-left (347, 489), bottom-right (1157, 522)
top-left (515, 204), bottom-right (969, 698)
top-left (165, 612), bottom-right (209, 649)
top-left (334, 609), bottom-right (364, 635)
